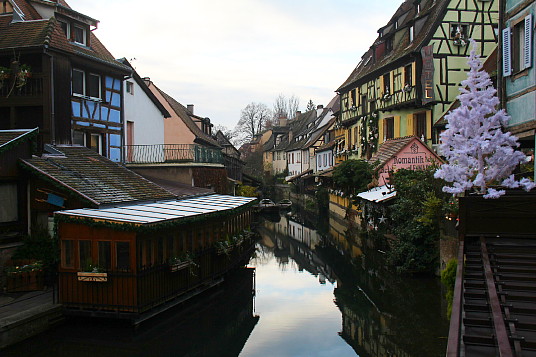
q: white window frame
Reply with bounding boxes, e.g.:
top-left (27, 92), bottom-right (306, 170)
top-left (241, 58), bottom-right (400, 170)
top-left (73, 24), bottom-right (87, 46)
top-left (58, 20), bottom-right (70, 39)
top-left (126, 81), bottom-right (134, 95)
top-left (72, 68), bottom-right (85, 97)
top-left (87, 72), bottom-right (102, 100)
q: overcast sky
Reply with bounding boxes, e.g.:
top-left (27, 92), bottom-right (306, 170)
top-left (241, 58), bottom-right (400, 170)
top-left (76, 0), bottom-right (402, 129)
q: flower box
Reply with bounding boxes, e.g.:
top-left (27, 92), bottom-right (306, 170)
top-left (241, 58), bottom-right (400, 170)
top-left (6, 270), bottom-right (44, 292)
top-left (77, 272), bottom-right (108, 282)
top-left (169, 261), bottom-right (192, 272)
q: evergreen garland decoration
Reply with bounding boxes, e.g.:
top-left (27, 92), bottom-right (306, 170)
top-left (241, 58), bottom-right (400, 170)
top-left (54, 201), bottom-right (256, 234)
top-left (0, 128), bottom-right (38, 155)
top-left (358, 111), bottom-right (379, 157)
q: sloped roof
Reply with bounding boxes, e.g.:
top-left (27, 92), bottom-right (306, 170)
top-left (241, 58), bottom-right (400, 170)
top-left (20, 146), bottom-right (176, 206)
top-left (0, 2), bottom-right (130, 73)
top-left (0, 128), bottom-right (38, 154)
top-left (118, 59), bottom-right (170, 118)
top-left (155, 86), bottom-right (220, 148)
top-left (369, 135), bottom-right (442, 168)
top-left (369, 136), bottom-right (417, 167)
top-left (338, 0), bottom-right (448, 92)
top-left (282, 110), bottom-right (318, 152)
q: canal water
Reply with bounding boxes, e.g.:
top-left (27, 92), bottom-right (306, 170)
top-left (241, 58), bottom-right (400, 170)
top-left (3, 211), bottom-right (448, 356)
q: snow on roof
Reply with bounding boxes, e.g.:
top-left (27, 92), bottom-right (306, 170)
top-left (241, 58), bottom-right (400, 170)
top-left (357, 185), bottom-right (396, 203)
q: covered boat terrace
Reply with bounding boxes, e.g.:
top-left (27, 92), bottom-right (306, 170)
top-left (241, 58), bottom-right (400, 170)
top-left (55, 194), bottom-right (256, 322)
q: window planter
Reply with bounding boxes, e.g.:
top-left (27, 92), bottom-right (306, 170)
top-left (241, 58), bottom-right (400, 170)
top-left (169, 260), bottom-right (192, 273)
top-left (77, 272), bottom-right (108, 282)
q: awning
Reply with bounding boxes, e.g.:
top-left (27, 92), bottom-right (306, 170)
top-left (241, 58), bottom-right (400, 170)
top-left (55, 194), bottom-right (255, 225)
top-left (357, 185), bottom-right (396, 203)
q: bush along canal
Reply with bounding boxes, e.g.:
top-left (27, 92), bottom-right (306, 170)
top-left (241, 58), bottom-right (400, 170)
top-left (2, 211), bottom-right (448, 356)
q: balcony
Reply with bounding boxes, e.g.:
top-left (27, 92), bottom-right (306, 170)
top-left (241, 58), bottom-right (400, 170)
top-left (0, 74), bottom-right (44, 98)
top-left (124, 144), bottom-right (223, 165)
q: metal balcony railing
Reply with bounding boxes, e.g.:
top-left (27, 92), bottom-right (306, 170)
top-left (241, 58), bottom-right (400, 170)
top-left (124, 144), bottom-right (223, 164)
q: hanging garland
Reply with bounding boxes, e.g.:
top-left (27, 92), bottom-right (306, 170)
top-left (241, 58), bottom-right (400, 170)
top-left (54, 201), bottom-right (256, 234)
top-left (358, 111), bottom-right (379, 157)
top-left (0, 128), bottom-right (38, 155)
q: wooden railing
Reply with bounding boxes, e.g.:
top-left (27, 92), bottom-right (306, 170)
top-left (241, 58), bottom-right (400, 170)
top-left (0, 74), bottom-right (44, 98)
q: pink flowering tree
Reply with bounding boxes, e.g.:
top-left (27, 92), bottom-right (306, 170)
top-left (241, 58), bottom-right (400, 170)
top-left (435, 41), bottom-right (534, 199)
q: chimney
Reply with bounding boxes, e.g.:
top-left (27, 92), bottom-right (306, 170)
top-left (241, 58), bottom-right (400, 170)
top-left (295, 111), bottom-right (301, 117)
top-left (317, 105), bottom-right (323, 110)
top-left (278, 114), bottom-right (288, 127)
top-left (187, 104), bottom-right (194, 114)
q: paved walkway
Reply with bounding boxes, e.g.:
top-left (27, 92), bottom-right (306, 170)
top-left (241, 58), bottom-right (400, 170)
top-left (0, 288), bottom-right (56, 321)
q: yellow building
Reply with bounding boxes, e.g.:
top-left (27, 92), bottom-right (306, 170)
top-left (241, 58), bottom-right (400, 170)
top-left (336, 0), bottom-right (499, 159)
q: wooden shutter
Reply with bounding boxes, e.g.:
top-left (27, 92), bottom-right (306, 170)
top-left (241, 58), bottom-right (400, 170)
top-left (502, 27), bottom-right (512, 77)
top-left (524, 14), bottom-right (532, 69)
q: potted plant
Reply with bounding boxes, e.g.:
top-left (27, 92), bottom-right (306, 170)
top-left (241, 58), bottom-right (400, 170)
top-left (16, 64), bottom-right (31, 89)
top-left (5, 260), bottom-right (45, 292)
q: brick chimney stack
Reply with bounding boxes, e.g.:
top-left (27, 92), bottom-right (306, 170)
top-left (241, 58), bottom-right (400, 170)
top-left (187, 104), bottom-right (194, 114)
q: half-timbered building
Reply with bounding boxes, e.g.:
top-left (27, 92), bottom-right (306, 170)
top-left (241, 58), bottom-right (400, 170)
top-left (336, 0), bottom-right (498, 160)
top-left (0, 0), bottom-right (130, 161)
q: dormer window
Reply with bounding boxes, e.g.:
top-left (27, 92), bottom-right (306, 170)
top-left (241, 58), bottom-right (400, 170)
top-left (73, 25), bottom-right (87, 46)
top-left (409, 25), bottom-right (414, 42)
top-left (385, 37), bottom-right (393, 54)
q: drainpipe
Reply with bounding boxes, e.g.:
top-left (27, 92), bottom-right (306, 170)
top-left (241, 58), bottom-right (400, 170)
top-left (44, 47), bottom-right (55, 145)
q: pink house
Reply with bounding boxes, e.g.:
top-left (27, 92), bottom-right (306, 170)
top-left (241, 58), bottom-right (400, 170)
top-left (370, 136), bottom-right (442, 186)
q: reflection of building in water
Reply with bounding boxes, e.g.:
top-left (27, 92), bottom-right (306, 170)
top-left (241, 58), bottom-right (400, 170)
top-left (320, 217), bottom-right (448, 357)
top-left (259, 214), bottom-right (335, 284)
top-left (5, 268), bottom-right (258, 356)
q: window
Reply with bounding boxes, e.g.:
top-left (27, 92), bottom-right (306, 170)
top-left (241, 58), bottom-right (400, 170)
top-left (361, 94), bottom-right (367, 113)
top-left (79, 240), bottom-right (92, 270)
top-left (0, 183), bottom-right (18, 222)
top-left (98, 241), bottom-right (111, 270)
top-left (513, 15), bottom-right (532, 73)
top-left (90, 133), bottom-right (103, 155)
top-left (384, 117), bottom-right (394, 140)
top-left (503, 15), bottom-right (533, 76)
top-left (350, 89), bottom-right (356, 108)
top-left (59, 20), bottom-right (69, 38)
top-left (383, 73), bottom-right (391, 95)
top-left (73, 25), bottom-right (86, 45)
top-left (61, 240), bottom-right (74, 268)
top-left (415, 112), bottom-right (427, 139)
top-left (87, 73), bottom-right (101, 99)
top-left (404, 64), bottom-right (413, 86)
top-left (385, 37), bottom-right (393, 54)
top-left (72, 69), bottom-right (84, 96)
top-left (451, 24), bottom-right (469, 46)
top-left (126, 81), bottom-right (134, 95)
top-left (409, 25), bottom-right (414, 42)
top-left (116, 242), bottom-right (130, 270)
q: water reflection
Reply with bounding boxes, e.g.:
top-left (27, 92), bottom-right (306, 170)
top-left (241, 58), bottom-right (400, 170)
top-left (3, 268), bottom-right (258, 357)
top-left (320, 222), bottom-right (449, 356)
top-left (251, 211), bottom-right (448, 357)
